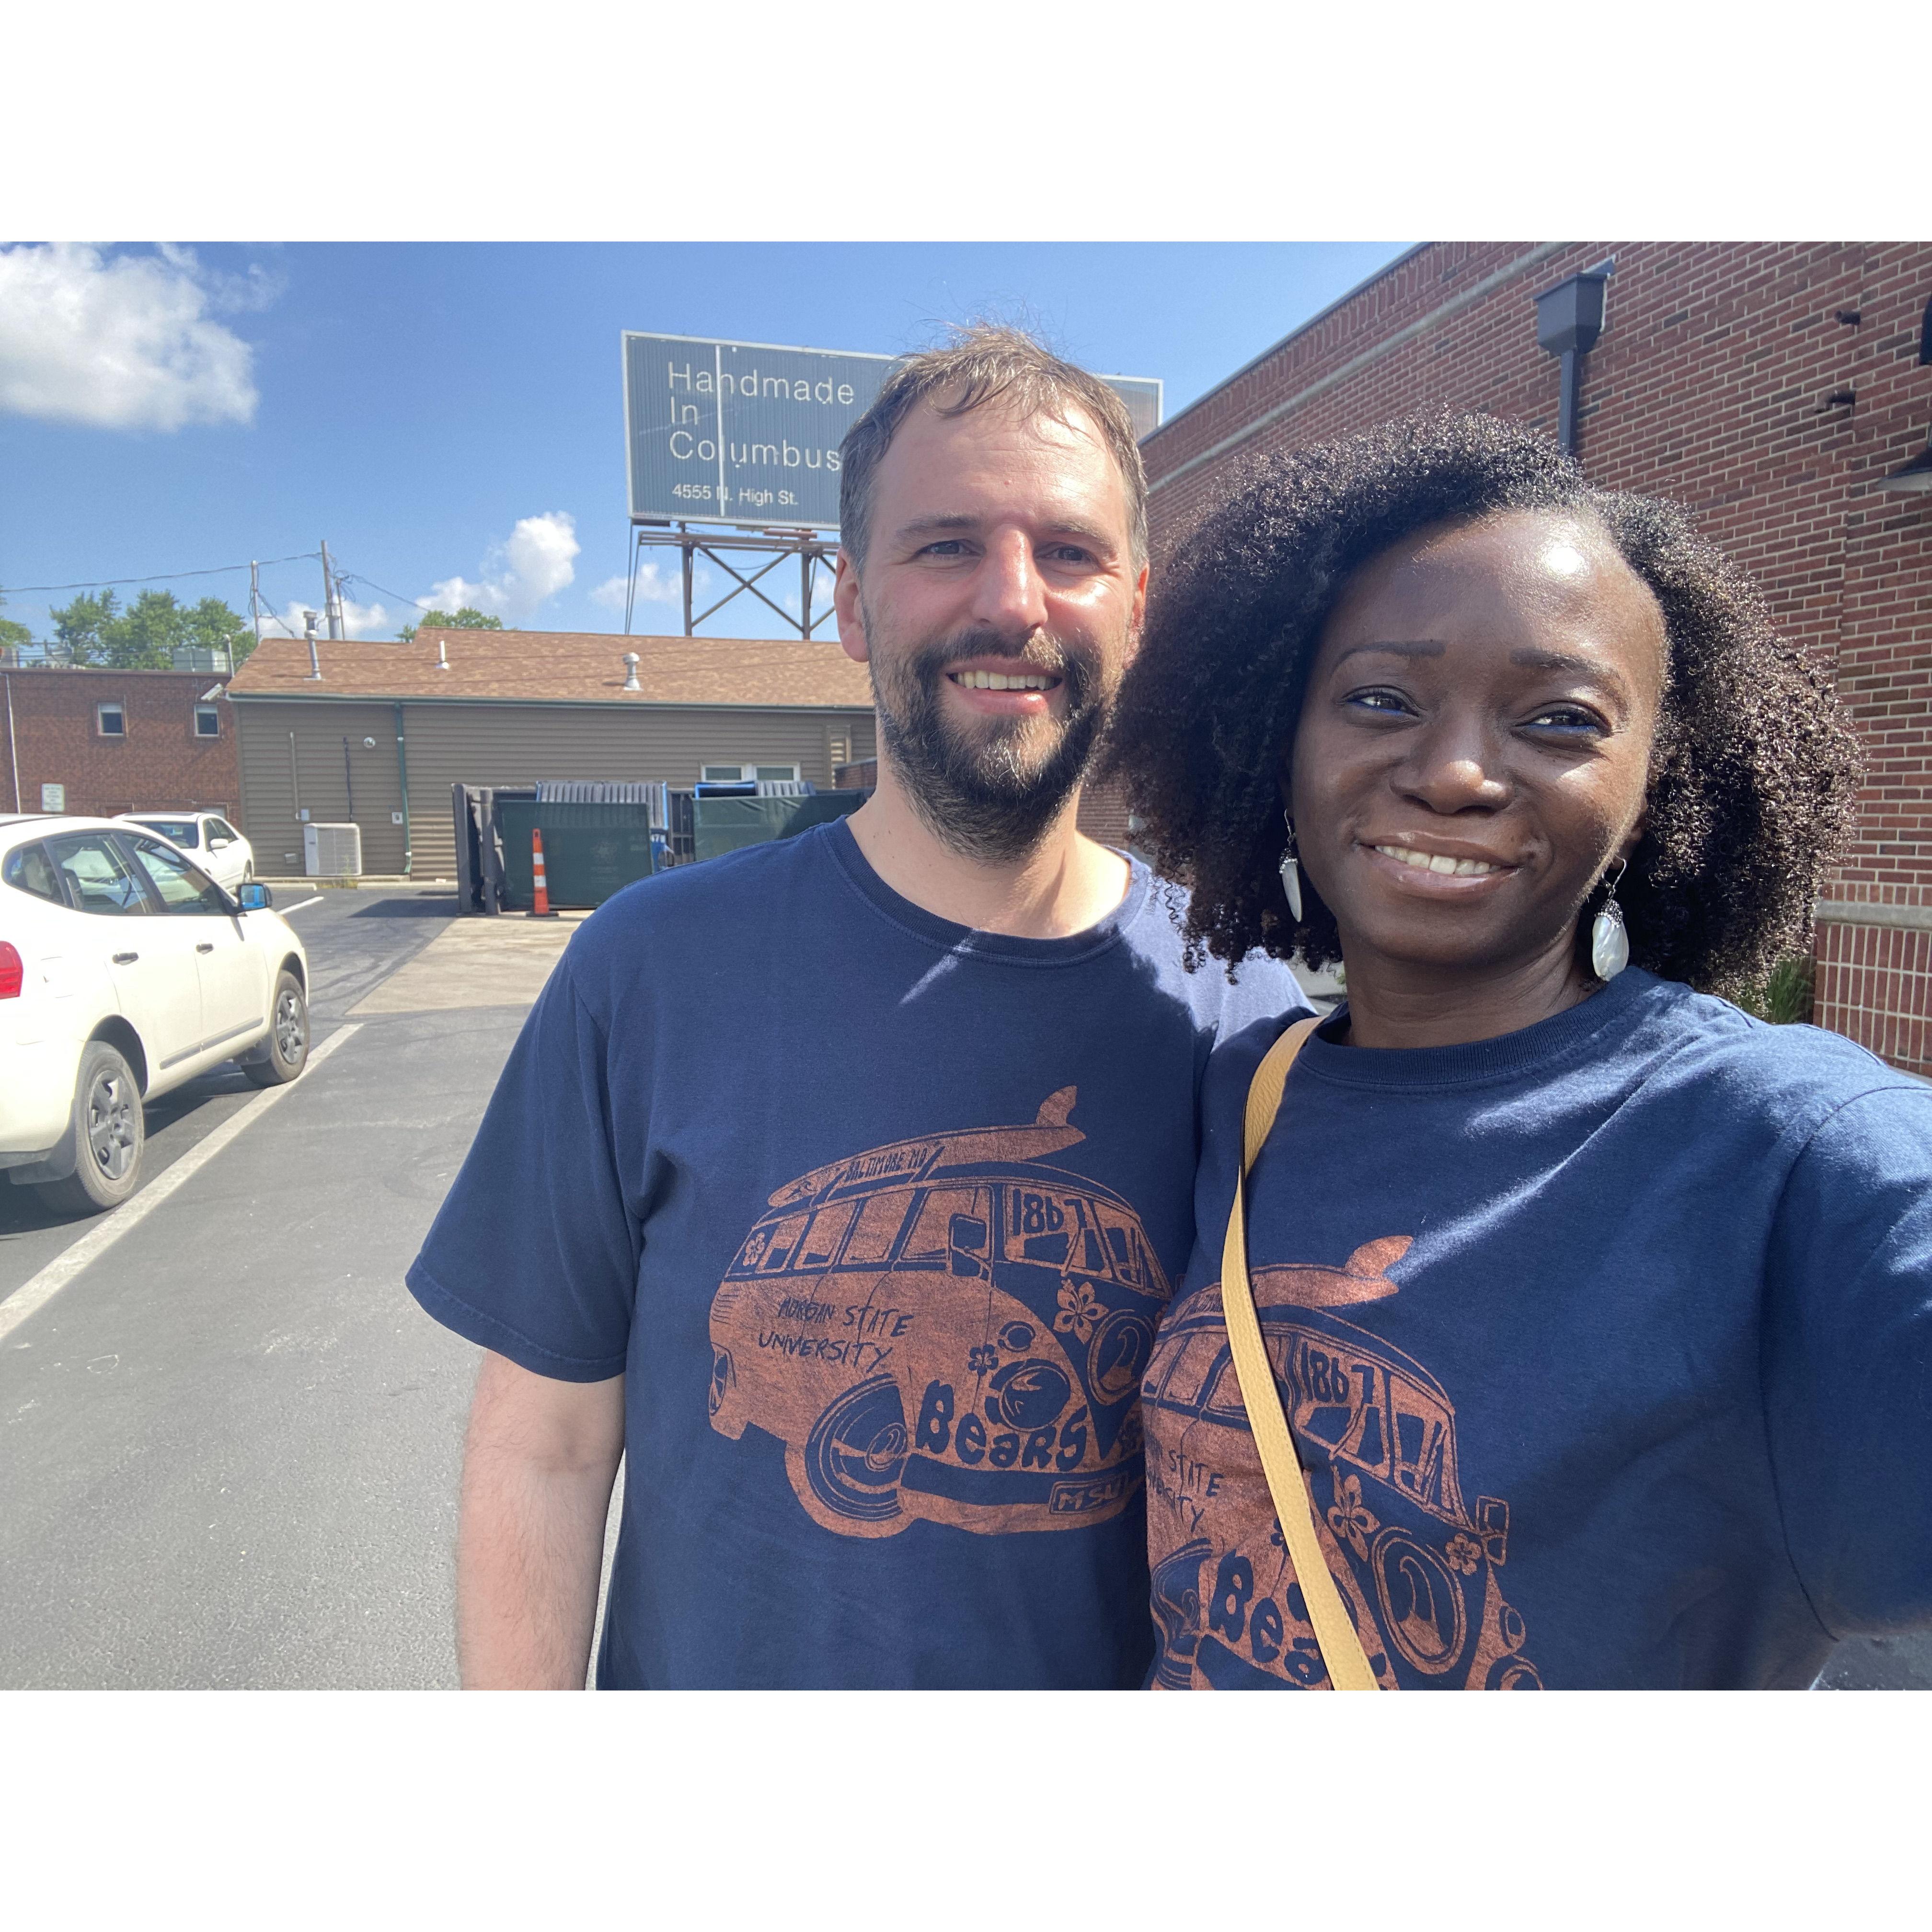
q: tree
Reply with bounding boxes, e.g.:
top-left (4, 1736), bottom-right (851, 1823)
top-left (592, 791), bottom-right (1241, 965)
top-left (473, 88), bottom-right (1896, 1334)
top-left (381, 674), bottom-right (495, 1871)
top-left (47, 587), bottom-right (255, 668)
top-left (185, 596), bottom-right (255, 668)
top-left (51, 589), bottom-right (120, 664)
top-left (400, 606), bottom-right (504, 645)
top-left (111, 589), bottom-right (191, 667)
top-left (0, 586), bottom-right (32, 658)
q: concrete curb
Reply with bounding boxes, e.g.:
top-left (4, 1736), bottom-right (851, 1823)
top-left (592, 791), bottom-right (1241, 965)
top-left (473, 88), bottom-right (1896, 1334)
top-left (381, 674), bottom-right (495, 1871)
top-left (256, 876), bottom-right (455, 890)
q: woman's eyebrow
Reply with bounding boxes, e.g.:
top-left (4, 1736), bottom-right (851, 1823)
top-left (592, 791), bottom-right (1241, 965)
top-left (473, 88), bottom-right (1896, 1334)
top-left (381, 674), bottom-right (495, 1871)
top-left (1333, 639), bottom-right (1445, 666)
top-left (1511, 645), bottom-right (1629, 691)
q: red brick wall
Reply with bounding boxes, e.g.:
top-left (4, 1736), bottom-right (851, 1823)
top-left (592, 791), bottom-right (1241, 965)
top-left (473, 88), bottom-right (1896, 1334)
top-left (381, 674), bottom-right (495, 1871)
top-left (1817, 917), bottom-right (1932, 1075)
top-left (0, 668), bottom-right (242, 821)
top-left (1144, 242), bottom-right (1932, 1065)
top-left (1075, 775), bottom-right (1135, 850)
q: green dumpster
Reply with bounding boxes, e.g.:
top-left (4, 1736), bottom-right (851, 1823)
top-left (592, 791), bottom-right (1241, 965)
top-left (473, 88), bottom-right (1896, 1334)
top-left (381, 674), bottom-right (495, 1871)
top-left (691, 791), bottom-right (864, 863)
top-left (497, 800), bottom-right (657, 911)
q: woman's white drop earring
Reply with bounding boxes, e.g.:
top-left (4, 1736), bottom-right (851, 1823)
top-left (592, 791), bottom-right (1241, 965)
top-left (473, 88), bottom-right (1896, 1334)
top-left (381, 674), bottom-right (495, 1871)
top-left (1279, 812), bottom-right (1303, 923)
top-left (1591, 859), bottom-right (1630, 980)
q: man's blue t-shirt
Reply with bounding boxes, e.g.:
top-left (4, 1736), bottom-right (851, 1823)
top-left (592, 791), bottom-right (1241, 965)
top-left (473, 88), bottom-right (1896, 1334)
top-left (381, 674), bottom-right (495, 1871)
top-left (407, 820), bottom-right (1304, 1688)
top-left (1144, 968), bottom-right (1932, 1690)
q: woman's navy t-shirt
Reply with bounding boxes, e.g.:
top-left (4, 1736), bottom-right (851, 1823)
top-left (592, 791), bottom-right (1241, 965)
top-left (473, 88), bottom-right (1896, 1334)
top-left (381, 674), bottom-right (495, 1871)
top-left (406, 820), bottom-right (1303, 1688)
top-left (1144, 968), bottom-right (1932, 1690)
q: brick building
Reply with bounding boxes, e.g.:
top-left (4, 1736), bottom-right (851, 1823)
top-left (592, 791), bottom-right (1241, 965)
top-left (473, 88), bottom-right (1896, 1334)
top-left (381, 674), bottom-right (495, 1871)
top-left (1140, 242), bottom-right (1932, 1071)
top-left (0, 666), bottom-right (241, 820)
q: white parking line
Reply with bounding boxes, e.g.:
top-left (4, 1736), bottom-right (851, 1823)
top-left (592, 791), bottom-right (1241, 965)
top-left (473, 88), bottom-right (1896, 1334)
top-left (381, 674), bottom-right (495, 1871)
top-left (279, 896), bottom-right (325, 915)
top-left (0, 1024), bottom-right (363, 1346)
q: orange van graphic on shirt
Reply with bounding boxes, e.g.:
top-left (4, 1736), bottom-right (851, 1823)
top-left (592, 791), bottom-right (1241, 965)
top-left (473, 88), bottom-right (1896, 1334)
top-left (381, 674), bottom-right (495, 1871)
top-left (1143, 1238), bottom-right (1541, 1690)
top-left (708, 1089), bottom-right (1169, 1538)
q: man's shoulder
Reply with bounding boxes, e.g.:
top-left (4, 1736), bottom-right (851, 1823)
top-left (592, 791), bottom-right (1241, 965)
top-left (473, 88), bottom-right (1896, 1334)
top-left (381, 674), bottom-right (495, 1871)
top-left (1118, 867), bottom-right (1309, 1022)
top-left (561, 826), bottom-right (842, 993)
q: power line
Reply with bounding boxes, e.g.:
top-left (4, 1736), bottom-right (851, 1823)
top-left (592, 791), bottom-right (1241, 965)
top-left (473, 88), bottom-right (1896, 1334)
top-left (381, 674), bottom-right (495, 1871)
top-left (1, 550), bottom-right (322, 595)
top-left (332, 568), bottom-right (437, 613)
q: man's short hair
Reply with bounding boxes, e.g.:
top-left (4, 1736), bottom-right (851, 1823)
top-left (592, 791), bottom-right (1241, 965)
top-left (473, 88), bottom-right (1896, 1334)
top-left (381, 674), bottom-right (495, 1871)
top-left (838, 324), bottom-right (1149, 572)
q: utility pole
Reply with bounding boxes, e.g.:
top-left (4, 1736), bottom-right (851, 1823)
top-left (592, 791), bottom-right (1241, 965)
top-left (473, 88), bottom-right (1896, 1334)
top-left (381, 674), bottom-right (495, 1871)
top-left (320, 540), bottom-right (344, 640)
top-left (247, 559), bottom-right (262, 672)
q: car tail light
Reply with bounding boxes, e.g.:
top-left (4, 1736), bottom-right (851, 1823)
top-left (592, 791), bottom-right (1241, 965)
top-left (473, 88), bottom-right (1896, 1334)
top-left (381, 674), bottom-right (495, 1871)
top-left (0, 942), bottom-right (22, 1000)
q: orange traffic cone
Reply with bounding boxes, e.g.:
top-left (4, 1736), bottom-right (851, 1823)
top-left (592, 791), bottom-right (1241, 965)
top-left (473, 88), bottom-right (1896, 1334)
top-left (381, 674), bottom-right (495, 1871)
top-left (531, 827), bottom-right (558, 917)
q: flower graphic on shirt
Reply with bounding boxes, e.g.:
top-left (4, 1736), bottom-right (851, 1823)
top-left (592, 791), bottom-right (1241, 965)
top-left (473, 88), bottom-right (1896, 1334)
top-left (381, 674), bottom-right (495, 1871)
top-left (967, 1344), bottom-right (999, 1376)
top-left (1445, 1533), bottom-right (1482, 1576)
top-left (1327, 1473), bottom-right (1380, 1561)
top-left (1054, 1280), bottom-right (1101, 1344)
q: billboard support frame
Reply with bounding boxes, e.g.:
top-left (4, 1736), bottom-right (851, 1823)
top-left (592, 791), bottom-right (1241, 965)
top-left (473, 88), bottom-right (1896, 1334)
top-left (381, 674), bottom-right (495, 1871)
top-left (624, 523), bottom-right (840, 641)
top-left (620, 327), bottom-right (1161, 640)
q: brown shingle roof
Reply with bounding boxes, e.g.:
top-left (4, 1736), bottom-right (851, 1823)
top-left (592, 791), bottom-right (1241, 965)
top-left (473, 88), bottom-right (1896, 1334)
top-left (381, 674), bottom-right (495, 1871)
top-left (226, 628), bottom-right (874, 709)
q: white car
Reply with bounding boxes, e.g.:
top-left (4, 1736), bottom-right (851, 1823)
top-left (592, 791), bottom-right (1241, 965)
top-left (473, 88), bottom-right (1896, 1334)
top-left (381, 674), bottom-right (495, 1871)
top-left (117, 811), bottom-right (255, 891)
top-left (0, 815), bottom-right (310, 1216)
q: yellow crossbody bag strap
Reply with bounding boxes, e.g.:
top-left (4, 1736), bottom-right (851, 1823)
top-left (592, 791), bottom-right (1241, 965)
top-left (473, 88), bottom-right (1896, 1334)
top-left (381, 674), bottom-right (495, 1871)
top-left (1218, 1014), bottom-right (1380, 1692)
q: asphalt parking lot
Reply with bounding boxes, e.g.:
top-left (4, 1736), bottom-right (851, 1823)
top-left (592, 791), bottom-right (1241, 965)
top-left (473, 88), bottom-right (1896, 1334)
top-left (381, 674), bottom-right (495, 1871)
top-left (0, 882), bottom-right (1925, 1690)
top-left (0, 883), bottom-right (583, 1688)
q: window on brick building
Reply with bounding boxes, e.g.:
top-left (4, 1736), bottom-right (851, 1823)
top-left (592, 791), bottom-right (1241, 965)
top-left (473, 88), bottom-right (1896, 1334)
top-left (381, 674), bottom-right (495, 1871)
top-left (194, 704), bottom-right (220, 738)
top-left (96, 701), bottom-right (126, 738)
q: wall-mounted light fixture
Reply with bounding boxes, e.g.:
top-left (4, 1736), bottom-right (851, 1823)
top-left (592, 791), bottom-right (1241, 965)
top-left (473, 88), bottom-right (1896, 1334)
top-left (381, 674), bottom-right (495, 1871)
top-left (1535, 258), bottom-right (1615, 459)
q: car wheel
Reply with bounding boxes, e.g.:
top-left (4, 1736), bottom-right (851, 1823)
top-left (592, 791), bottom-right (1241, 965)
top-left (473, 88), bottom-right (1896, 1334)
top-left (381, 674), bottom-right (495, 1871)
top-left (242, 969), bottom-right (310, 1087)
top-left (242, 862), bottom-right (254, 883)
top-left (35, 1040), bottom-right (145, 1217)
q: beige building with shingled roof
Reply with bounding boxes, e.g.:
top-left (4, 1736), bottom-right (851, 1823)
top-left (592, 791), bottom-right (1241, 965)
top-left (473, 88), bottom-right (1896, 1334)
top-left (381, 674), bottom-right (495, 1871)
top-left (226, 628), bottom-right (877, 878)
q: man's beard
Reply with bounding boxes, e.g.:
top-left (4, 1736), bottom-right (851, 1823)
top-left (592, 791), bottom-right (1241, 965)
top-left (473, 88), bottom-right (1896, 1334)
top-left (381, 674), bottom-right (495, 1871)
top-left (865, 619), bottom-right (1116, 865)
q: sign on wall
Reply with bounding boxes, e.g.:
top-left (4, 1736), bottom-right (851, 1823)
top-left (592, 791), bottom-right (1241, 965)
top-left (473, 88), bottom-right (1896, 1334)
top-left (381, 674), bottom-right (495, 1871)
top-left (622, 331), bottom-right (1162, 532)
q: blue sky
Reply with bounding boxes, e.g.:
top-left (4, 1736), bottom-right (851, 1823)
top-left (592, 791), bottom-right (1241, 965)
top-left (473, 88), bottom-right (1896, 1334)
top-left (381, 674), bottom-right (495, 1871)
top-left (0, 242), bottom-right (1408, 644)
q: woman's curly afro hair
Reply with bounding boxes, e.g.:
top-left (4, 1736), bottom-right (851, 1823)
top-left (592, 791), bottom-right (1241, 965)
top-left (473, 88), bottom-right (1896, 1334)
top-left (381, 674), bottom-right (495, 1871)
top-left (1103, 411), bottom-right (1864, 998)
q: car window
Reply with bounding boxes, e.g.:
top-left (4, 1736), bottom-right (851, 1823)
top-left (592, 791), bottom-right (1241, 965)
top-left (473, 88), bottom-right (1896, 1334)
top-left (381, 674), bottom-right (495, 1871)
top-left (3, 841), bottom-right (62, 903)
top-left (125, 836), bottom-right (229, 916)
top-left (132, 817), bottom-right (200, 848)
top-left (208, 819), bottom-right (238, 843)
top-left (46, 833), bottom-right (151, 916)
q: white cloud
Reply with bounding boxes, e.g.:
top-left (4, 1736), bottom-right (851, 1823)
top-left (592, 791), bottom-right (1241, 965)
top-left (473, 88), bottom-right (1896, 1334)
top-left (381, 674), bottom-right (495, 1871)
top-left (503, 512), bottom-right (578, 610)
top-left (423, 510), bottom-right (580, 623)
top-left (263, 597), bottom-right (391, 641)
top-left (258, 602), bottom-right (314, 642)
top-left (0, 242), bottom-right (261, 431)
top-left (589, 563), bottom-right (682, 612)
top-left (426, 574), bottom-right (494, 617)
top-left (338, 596), bottom-right (391, 638)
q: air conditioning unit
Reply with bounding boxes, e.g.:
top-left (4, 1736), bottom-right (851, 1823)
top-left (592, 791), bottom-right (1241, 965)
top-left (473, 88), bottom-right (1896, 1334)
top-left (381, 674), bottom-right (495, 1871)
top-left (304, 822), bottom-right (363, 878)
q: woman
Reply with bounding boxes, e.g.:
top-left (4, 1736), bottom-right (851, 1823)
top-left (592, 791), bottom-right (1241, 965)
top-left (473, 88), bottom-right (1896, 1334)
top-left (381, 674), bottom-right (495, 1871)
top-left (1107, 413), bottom-right (1931, 1690)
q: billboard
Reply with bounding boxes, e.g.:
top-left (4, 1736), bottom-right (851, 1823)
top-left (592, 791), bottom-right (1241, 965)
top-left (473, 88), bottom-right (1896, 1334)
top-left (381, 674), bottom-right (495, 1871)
top-left (622, 331), bottom-right (1162, 531)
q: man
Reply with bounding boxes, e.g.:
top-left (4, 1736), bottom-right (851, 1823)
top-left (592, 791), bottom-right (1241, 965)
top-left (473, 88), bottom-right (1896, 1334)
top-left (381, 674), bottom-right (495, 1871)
top-left (406, 326), bottom-right (1304, 1688)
